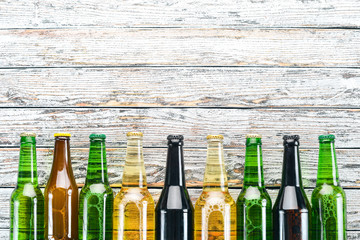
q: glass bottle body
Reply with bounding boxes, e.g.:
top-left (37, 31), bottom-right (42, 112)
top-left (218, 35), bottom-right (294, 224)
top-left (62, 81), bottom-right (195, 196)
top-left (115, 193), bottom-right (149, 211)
top-left (236, 136), bottom-right (272, 240)
top-left (273, 136), bottom-right (311, 240)
top-left (194, 135), bottom-right (236, 240)
top-left (155, 135), bottom-right (194, 240)
top-left (311, 135), bottom-right (346, 240)
top-left (113, 133), bottom-right (155, 240)
top-left (44, 135), bottom-right (79, 240)
top-left (79, 135), bottom-right (114, 240)
top-left (10, 134), bottom-right (45, 240)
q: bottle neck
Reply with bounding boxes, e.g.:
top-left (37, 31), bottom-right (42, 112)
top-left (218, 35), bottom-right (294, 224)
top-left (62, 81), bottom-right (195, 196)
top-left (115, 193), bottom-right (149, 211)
top-left (122, 137), bottom-right (147, 188)
top-left (51, 137), bottom-right (72, 174)
top-left (164, 142), bottom-right (186, 187)
top-left (316, 140), bottom-right (339, 186)
top-left (203, 140), bottom-right (228, 192)
top-left (243, 139), bottom-right (265, 188)
top-left (281, 143), bottom-right (303, 187)
top-left (85, 139), bottom-right (109, 185)
top-left (17, 137), bottom-right (38, 186)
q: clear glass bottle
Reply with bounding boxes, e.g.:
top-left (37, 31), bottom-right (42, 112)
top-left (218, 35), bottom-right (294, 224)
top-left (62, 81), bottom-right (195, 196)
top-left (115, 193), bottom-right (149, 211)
top-left (194, 135), bottom-right (236, 240)
top-left (113, 132), bottom-right (155, 240)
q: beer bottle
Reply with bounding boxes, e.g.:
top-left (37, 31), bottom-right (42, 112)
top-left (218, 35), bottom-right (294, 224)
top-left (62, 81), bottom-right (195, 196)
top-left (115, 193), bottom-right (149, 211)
top-left (113, 132), bottom-right (155, 240)
top-left (236, 134), bottom-right (272, 240)
top-left (79, 134), bottom-right (114, 239)
top-left (45, 133), bottom-right (79, 239)
top-left (311, 135), bottom-right (346, 239)
top-left (194, 135), bottom-right (236, 240)
top-left (10, 133), bottom-right (44, 240)
top-left (273, 135), bottom-right (311, 240)
top-left (155, 135), bottom-right (194, 240)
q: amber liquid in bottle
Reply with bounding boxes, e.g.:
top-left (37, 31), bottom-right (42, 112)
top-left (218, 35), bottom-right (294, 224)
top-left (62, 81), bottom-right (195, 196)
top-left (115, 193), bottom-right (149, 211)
top-left (194, 135), bottom-right (236, 240)
top-left (44, 134), bottom-right (79, 240)
top-left (113, 132), bottom-right (155, 240)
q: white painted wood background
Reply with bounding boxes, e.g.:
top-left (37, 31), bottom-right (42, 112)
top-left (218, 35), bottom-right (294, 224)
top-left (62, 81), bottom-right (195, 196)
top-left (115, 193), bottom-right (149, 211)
top-left (1, 0), bottom-right (360, 238)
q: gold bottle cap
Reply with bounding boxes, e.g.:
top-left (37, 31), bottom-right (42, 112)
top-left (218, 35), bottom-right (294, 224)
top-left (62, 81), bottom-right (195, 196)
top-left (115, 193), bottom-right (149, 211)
top-left (126, 131), bottom-right (143, 137)
top-left (245, 134), bottom-right (262, 139)
top-left (206, 134), bottom-right (224, 140)
top-left (54, 133), bottom-right (71, 137)
top-left (20, 132), bottom-right (36, 137)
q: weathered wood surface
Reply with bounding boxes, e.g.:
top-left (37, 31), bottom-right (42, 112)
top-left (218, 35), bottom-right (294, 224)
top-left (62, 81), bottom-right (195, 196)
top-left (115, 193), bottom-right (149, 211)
top-left (1, 0), bottom-right (360, 29)
top-left (1, 29), bottom-right (360, 67)
top-left (1, 148), bottom-right (359, 188)
top-left (1, 67), bottom-right (360, 108)
top-left (0, 108), bottom-right (358, 148)
top-left (1, 188), bottom-right (359, 230)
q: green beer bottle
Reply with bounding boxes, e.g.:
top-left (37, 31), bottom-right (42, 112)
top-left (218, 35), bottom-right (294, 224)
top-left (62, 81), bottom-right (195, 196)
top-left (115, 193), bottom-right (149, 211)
top-left (236, 134), bottom-right (272, 240)
top-left (10, 133), bottom-right (44, 240)
top-left (79, 134), bottom-right (114, 239)
top-left (311, 135), bottom-right (347, 239)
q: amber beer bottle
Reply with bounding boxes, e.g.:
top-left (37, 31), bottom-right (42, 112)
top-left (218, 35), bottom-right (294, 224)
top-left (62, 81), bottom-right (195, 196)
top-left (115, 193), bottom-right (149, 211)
top-left (273, 135), bottom-right (311, 240)
top-left (194, 135), bottom-right (236, 240)
top-left (113, 132), bottom-right (155, 240)
top-left (45, 133), bottom-right (79, 240)
top-left (155, 135), bottom-right (194, 240)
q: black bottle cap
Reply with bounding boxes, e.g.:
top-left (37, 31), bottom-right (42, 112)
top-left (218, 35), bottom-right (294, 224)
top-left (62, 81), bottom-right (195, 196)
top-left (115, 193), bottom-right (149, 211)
top-left (283, 135), bottom-right (300, 146)
top-left (167, 135), bottom-right (184, 145)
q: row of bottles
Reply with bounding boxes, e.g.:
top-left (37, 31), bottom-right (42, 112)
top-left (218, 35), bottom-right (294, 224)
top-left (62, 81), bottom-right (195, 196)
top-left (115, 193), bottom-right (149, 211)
top-left (10, 132), bottom-right (347, 240)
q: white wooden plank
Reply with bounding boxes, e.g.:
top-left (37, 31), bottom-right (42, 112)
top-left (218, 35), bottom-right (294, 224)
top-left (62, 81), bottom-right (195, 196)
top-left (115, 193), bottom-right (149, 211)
top-left (1, 148), bottom-right (359, 188)
top-left (1, 28), bottom-right (360, 67)
top-left (0, 108), bottom-right (358, 148)
top-left (1, 67), bottom-right (360, 108)
top-left (0, 188), bottom-right (359, 230)
top-left (1, 0), bottom-right (360, 28)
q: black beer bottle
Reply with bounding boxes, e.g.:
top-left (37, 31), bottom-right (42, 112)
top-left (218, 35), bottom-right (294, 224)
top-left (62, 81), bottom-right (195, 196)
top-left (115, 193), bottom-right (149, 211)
top-left (273, 135), bottom-right (311, 240)
top-left (155, 135), bottom-right (194, 240)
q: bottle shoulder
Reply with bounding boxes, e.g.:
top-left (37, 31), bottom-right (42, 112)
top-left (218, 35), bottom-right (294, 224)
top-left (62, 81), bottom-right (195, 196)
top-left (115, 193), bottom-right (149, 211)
top-left (237, 186), bottom-right (272, 204)
top-left (195, 190), bottom-right (235, 207)
top-left (274, 186), bottom-right (310, 211)
top-left (80, 183), bottom-right (113, 196)
top-left (156, 186), bottom-right (193, 210)
top-left (312, 184), bottom-right (346, 199)
top-left (11, 184), bottom-right (44, 200)
top-left (114, 187), bottom-right (154, 204)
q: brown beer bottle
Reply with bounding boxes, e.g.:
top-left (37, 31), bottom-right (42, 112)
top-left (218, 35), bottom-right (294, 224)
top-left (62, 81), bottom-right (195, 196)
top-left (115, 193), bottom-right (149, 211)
top-left (45, 133), bottom-right (79, 240)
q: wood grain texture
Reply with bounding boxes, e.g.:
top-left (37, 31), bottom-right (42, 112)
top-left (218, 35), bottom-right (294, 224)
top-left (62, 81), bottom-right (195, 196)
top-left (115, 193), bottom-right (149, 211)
top-left (0, 108), bottom-right (358, 148)
top-left (1, 28), bottom-right (360, 67)
top-left (1, 188), bottom-right (359, 230)
top-left (1, 0), bottom-right (360, 29)
top-left (1, 148), bottom-right (359, 188)
top-left (1, 67), bottom-right (360, 108)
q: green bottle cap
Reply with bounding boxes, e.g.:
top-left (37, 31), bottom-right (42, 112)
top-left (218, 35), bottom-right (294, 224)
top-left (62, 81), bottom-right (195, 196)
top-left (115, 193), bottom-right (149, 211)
top-left (89, 134), bottom-right (106, 139)
top-left (318, 134), bottom-right (335, 140)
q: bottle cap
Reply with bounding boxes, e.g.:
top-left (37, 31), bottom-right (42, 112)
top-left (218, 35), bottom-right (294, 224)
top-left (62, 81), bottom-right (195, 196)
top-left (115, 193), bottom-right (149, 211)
top-left (283, 135), bottom-right (300, 146)
top-left (126, 132), bottom-right (143, 137)
top-left (319, 134), bottom-right (335, 140)
top-left (54, 133), bottom-right (71, 137)
top-left (283, 135), bottom-right (300, 141)
top-left (89, 134), bottom-right (106, 139)
top-left (206, 134), bottom-right (224, 140)
top-left (20, 132), bottom-right (36, 137)
top-left (167, 135), bottom-right (184, 145)
top-left (167, 135), bottom-right (184, 141)
top-left (246, 134), bottom-right (262, 139)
